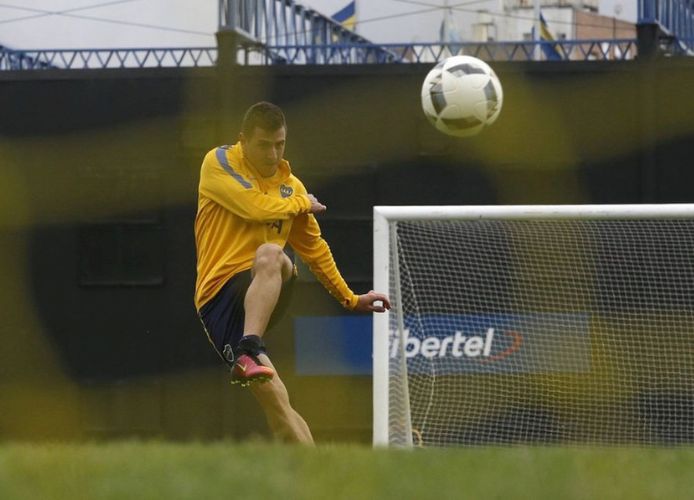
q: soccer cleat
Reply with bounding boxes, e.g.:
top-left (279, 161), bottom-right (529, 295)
top-left (230, 354), bottom-right (274, 387)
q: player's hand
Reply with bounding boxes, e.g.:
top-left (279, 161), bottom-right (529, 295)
top-left (307, 194), bottom-right (326, 214)
top-left (354, 290), bottom-right (391, 313)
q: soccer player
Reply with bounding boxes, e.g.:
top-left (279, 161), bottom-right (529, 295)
top-left (194, 101), bottom-right (390, 443)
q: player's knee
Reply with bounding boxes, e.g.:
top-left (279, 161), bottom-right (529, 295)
top-left (254, 243), bottom-right (284, 274)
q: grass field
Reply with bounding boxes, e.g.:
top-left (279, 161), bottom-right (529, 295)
top-left (1, 442), bottom-right (694, 500)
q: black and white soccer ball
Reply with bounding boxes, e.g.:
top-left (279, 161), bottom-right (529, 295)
top-left (421, 55), bottom-right (503, 138)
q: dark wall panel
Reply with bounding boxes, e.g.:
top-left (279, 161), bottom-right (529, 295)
top-left (2, 59), bottom-right (694, 441)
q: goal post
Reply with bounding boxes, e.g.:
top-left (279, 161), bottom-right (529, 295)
top-left (373, 204), bottom-right (694, 447)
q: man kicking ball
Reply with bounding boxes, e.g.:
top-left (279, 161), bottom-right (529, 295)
top-left (194, 101), bottom-right (390, 443)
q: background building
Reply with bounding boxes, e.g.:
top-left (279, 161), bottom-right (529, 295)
top-left (0, 0), bottom-right (636, 49)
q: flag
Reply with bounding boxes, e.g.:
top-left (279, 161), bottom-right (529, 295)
top-left (536, 12), bottom-right (564, 61)
top-left (332, 1), bottom-right (356, 31)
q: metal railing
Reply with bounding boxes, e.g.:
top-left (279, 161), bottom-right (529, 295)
top-left (0, 47), bottom-right (217, 70)
top-left (0, 45), bottom-right (57, 70)
top-left (0, 39), bottom-right (640, 71)
top-left (244, 40), bottom-right (638, 65)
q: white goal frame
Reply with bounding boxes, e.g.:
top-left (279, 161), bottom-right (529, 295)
top-left (373, 203), bottom-right (694, 447)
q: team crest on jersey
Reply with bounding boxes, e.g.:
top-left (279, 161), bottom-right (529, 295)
top-left (280, 184), bottom-right (293, 198)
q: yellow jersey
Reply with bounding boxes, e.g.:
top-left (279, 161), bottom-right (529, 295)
top-left (194, 143), bottom-right (359, 311)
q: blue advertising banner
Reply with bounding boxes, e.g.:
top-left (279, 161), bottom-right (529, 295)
top-left (294, 316), bottom-right (372, 375)
top-left (395, 313), bottom-right (591, 374)
top-left (294, 313), bottom-right (591, 376)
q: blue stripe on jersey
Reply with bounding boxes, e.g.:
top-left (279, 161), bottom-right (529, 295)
top-left (216, 146), bottom-right (252, 189)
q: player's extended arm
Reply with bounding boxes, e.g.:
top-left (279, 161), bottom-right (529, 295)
top-left (199, 151), bottom-right (312, 221)
top-left (288, 202), bottom-right (390, 312)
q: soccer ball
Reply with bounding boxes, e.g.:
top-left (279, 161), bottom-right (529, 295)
top-left (421, 55), bottom-right (503, 138)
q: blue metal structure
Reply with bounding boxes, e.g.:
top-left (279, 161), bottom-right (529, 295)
top-left (0, 40), bottom-right (638, 70)
top-left (0, 45), bottom-right (57, 70)
top-left (218, 0), bottom-right (396, 63)
top-left (0, 46), bottom-right (216, 70)
top-left (261, 40), bottom-right (637, 64)
top-left (639, 0), bottom-right (694, 53)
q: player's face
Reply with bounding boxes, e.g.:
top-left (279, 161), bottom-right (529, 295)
top-left (241, 126), bottom-right (286, 176)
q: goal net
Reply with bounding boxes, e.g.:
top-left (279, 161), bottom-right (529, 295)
top-left (373, 205), bottom-right (694, 447)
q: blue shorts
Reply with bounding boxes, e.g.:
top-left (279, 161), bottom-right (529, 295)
top-left (198, 269), bottom-right (295, 366)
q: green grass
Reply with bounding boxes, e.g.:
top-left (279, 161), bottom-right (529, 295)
top-left (1, 441), bottom-right (693, 500)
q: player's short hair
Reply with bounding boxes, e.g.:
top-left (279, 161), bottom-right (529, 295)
top-left (241, 101), bottom-right (286, 138)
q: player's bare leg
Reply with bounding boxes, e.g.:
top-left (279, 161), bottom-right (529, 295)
top-left (234, 244), bottom-right (312, 442)
top-left (231, 243), bottom-right (294, 385)
top-left (244, 243), bottom-right (294, 336)
top-left (249, 353), bottom-right (314, 444)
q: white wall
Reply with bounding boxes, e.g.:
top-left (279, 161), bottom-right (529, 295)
top-left (0, 0), bottom-right (218, 49)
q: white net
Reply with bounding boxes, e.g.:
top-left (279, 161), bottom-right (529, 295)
top-left (382, 211), bottom-right (694, 447)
